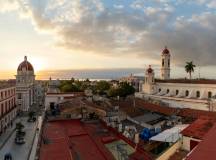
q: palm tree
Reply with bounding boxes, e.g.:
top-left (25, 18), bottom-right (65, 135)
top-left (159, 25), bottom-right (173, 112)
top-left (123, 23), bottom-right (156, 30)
top-left (185, 61), bottom-right (196, 80)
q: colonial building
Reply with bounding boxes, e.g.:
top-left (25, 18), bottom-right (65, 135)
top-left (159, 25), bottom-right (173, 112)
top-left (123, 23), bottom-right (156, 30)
top-left (161, 46), bottom-right (171, 80)
top-left (119, 74), bottom-right (144, 91)
top-left (0, 84), bottom-right (17, 134)
top-left (16, 56), bottom-right (35, 111)
top-left (139, 47), bottom-right (216, 110)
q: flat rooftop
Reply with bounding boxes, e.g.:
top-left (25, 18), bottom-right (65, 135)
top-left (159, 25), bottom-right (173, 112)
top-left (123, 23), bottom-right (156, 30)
top-left (0, 80), bottom-right (15, 89)
top-left (39, 119), bottom-right (152, 160)
top-left (181, 116), bottom-right (216, 139)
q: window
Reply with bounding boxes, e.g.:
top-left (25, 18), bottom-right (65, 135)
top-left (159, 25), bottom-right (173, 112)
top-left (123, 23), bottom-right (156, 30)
top-left (196, 91), bottom-right (200, 98)
top-left (168, 59), bottom-right (170, 67)
top-left (159, 88), bottom-right (161, 92)
top-left (186, 90), bottom-right (189, 97)
top-left (208, 92), bottom-right (212, 98)
top-left (176, 90), bottom-right (179, 95)
top-left (5, 101), bottom-right (7, 112)
top-left (18, 93), bottom-right (22, 99)
top-left (167, 89), bottom-right (170, 94)
top-left (162, 59), bottom-right (165, 67)
top-left (1, 103), bottom-right (4, 115)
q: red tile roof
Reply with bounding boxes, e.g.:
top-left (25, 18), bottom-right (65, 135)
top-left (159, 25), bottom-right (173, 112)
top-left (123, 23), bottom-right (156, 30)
top-left (186, 123), bottom-right (216, 160)
top-left (135, 98), bottom-right (216, 119)
top-left (181, 116), bottom-right (216, 139)
top-left (39, 119), bottom-right (152, 160)
top-left (156, 79), bottom-right (216, 84)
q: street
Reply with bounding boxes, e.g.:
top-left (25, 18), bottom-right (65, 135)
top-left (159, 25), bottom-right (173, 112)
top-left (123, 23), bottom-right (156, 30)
top-left (0, 117), bottom-right (37, 160)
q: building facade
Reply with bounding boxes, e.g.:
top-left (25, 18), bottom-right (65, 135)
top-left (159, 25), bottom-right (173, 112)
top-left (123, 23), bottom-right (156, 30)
top-left (140, 47), bottom-right (216, 108)
top-left (16, 56), bottom-right (35, 111)
top-left (119, 74), bottom-right (144, 91)
top-left (0, 86), bottom-right (17, 134)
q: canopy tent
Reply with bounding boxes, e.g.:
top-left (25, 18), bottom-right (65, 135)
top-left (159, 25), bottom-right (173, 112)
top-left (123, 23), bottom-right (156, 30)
top-left (150, 124), bottom-right (188, 143)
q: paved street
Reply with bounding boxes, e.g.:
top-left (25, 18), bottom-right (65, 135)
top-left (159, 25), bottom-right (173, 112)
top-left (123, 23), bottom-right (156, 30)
top-left (0, 117), bottom-right (37, 160)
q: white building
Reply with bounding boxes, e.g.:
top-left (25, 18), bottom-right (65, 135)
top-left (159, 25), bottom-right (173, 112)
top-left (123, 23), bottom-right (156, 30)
top-left (161, 46), bottom-right (171, 80)
top-left (139, 47), bottom-right (216, 110)
top-left (16, 56), bottom-right (35, 111)
top-left (119, 74), bottom-right (144, 91)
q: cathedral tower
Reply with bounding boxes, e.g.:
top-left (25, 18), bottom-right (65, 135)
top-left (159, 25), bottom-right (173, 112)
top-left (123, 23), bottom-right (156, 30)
top-left (161, 46), bottom-right (171, 80)
top-left (16, 56), bottom-right (35, 111)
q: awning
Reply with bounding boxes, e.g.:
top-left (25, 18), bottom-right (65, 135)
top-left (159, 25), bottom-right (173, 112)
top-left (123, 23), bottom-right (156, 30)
top-left (150, 124), bottom-right (189, 143)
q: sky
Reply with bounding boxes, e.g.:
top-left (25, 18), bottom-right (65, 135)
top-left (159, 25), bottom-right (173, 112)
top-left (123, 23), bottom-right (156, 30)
top-left (0, 0), bottom-right (216, 79)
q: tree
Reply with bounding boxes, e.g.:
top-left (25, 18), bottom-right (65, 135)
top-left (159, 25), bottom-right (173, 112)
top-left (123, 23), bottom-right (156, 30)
top-left (185, 61), bottom-right (196, 80)
top-left (118, 82), bottom-right (135, 97)
top-left (60, 83), bottom-right (79, 92)
top-left (96, 81), bottom-right (111, 95)
top-left (108, 82), bottom-right (135, 98)
top-left (108, 87), bottom-right (119, 97)
top-left (28, 111), bottom-right (35, 119)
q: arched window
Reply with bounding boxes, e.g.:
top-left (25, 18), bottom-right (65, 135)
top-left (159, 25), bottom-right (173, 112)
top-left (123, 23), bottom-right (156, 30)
top-left (196, 91), bottom-right (200, 98)
top-left (176, 90), bottom-right (179, 95)
top-left (167, 89), bottom-right (170, 94)
top-left (159, 88), bottom-right (161, 92)
top-left (185, 90), bottom-right (189, 97)
top-left (208, 92), bottom-right (212, 98)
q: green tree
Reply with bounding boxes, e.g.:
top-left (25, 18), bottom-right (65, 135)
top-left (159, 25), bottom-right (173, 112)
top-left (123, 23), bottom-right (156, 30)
top-left (108, 82), bottom-right (135, 98)
top-left (28, 111), bottom-right (35, 120)
top-left (96, 81), bottom-right (111, 95)
top-left (185, 61), bottom-right (196, 79)
top-left (107, 87), bottom-right (119, 97)
top-left (60, 83), bottom-right (79, 92)
top-left (118, 82), bottom-right (135, 97)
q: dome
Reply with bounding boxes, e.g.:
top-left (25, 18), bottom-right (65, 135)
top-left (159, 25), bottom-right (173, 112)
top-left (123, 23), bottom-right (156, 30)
top-left (17, 56), bottom-right (34, 72)
top-left (147, 65), bottom-right (153, 74)
top-left (162, 46), bottom-right (170, 55)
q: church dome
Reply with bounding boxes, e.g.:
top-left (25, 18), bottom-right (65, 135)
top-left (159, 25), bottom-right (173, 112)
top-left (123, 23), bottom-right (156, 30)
top-left (17, 56), bottom-right (34, 72)
top-left (147, 65), bottom-right (154, 74)
top-left (162, 46), bottom-right (170, 55)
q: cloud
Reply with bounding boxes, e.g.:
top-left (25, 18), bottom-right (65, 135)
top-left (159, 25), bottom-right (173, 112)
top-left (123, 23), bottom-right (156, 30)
top-left (207, 1), bottom-right (216, 9)
top-left (1, 0), bottom-right (216, 66)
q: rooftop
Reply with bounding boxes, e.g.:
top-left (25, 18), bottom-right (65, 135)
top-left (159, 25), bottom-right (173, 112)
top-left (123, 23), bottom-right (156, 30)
top-left (135, 98), bottom-right (216, 119)
top-left (0, 80), bottom-right (16, 89)
top-left (39, 119), bottom-right (152, 160)
top-left (156, 79), bottom-right (216, 85)
top-left (186, 123), bottom-right (216, 160)
top-left (181, 116), bottom-right (216, 139)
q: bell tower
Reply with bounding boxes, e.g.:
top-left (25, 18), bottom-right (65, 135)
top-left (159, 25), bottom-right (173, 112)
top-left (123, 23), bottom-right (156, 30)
top-left (161, 46), bottom-right (171, 80)
top-left (143, 65), bottom-right (156, 94)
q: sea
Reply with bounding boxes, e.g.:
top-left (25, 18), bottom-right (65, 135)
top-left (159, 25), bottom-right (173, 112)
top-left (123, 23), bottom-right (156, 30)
top-left (1, 66), bottom-right (216, 80)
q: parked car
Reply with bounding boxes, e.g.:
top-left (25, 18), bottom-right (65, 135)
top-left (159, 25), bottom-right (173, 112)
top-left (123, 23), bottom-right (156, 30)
top-left (16, 131), bottom-right (26, 137)
top-left (15, 137), bottom-right (25, 145)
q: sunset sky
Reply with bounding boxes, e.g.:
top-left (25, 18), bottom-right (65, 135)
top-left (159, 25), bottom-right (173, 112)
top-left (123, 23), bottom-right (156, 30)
top-left (0, 0), bottom-right (216, 79)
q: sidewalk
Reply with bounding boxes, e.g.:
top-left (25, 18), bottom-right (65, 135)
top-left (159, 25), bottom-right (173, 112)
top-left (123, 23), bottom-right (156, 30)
top-left (29, 115), bottom-right (44, 160)
top-left (0, 117), bottom-right (23, 149)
